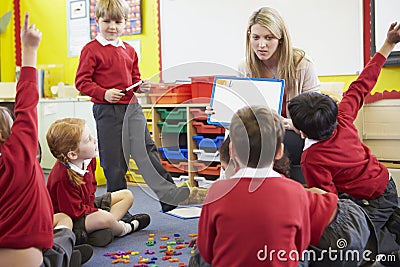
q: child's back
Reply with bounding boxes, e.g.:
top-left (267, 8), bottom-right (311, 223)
top-left (198, 174), bottom-right (311, 266)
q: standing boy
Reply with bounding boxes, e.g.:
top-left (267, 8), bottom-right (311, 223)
top-left (288, 22), bottom-right (400, 254)
top-left (75, 0), bottom-right (189, 212)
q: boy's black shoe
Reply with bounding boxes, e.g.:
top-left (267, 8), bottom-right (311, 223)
top-left (70, 250), bottom-right (81, 267)
top-left (130, 213), bottom-right (151, 231)
top-left (160, 186), bottom-right (190, 212)
top-left (73, 229), bottom-right (88, 246)
top-left (87, 228), bottom-right (113, 247)
top-left (72, 244), bottom-right (93, 265)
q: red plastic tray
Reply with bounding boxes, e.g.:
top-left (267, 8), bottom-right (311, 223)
top-left (192, 121), bottom-right (225, 134)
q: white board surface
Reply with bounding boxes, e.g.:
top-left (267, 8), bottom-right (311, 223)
top-left (160, 0), bottom-right (363, 82)
top-left (208, 77), bottom-right (284, 126)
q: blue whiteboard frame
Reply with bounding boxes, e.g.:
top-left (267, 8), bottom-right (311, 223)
top-left (207, 76), bottom-right (285, 127)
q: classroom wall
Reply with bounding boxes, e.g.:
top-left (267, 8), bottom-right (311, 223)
top-left (1, 1), bottom-right (399, 94)
top-left (0, 0), bottom-right (160, 84)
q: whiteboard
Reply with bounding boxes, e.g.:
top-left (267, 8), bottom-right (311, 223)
top-left (160, 0), bottom-right (363, 81)
top-left (208, 77), bottom-right (284, 126)
top-left (373, 0), bottom-right (400, 53)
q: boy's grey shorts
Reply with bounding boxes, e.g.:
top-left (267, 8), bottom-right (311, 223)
top-left (41, 227), bottom-right (75, 267)
top-left (307, 199), bottom-right (378, 266)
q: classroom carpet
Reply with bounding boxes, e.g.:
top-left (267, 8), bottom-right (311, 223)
top-left (84, 184), bottom-right (199, 266)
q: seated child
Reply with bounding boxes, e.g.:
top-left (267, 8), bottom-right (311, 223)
top-left (193, 125), bottom-right (378, 267)
top-left (197, 106), bottom-right (318, 266)
top-left (0, 13), bottom-right (91, 267)
top-left (288, 21), bottom-right (400, 254)
top-left (46, 118), bottom-right (150, 247)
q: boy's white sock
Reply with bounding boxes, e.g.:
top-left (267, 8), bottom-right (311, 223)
top-left (118, 221), bottom-right (132, 236)
top-left (131, 220), bottom-right (139, 231)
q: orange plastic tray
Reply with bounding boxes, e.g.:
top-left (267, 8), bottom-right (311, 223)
top-left (149, 92), bottom-right (192, 104)
top-left (192, 121), bottom-right (225, 134)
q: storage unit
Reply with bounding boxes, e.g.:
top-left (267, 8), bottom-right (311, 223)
top-left (362, 99), bottom-right (400, 161)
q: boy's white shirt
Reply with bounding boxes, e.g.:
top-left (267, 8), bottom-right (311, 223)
top-left (303, 138), bottom-right (319, 151)
top-left (230, 167), bottom-right (281, 179)
top-left (95, 34), bottom-right (126, 49)
top-left (69, 159), bottom-right (92, 176)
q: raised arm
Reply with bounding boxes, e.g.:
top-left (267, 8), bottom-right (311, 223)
top-left (378, 22), bottom-right (400, 58)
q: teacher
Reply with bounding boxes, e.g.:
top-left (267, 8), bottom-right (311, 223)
top-left (238, 7), bottom-right (320, 183)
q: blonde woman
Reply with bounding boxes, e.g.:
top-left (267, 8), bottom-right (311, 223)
top-left (239, 7), bottom-right (320, 181)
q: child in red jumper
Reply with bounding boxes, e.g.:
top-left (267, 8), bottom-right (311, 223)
top-left (0, 12), bottom-right (54, 267)
top-left (288, 22), bottom-right (400, 256)
top-left (46, 118), bottom-right (150, 247)
top-left (74, 0), bottom-right (189, 212)
top-left (194, 124), bottom-right (377, 267)
top-left (0, 13), bottom-right (94, 267)
top-left (198, 106), bottom-right (321, 266)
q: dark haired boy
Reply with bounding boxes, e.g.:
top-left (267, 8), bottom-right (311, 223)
top-left (288, 22), bottom-right (400, 257)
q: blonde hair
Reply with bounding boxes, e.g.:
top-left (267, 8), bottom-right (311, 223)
top-left (95, 0), bottom-right (129, 20)
top-left (46, 118), bottom-right (86, 186)
top-left (246, 7), bottom-right (305, 97)
top-left (230, 106), bottom-right (285, 168)
top-left (0, 107), bottom-right (13, 143)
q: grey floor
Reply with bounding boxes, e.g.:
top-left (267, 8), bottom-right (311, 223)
top-left (84, 183), bottom-right (199, 266)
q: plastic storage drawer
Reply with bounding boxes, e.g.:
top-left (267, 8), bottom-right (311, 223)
top-left (157, 121), bottom-right (187, 133)
top-left (158, 147), bottom-right (188, 160)
top-left (193, 149), bottom-right (220, 162)
top-left (149, 92), bottom-right (192, 104)
top-left (142, 108), bottom-right (152, 120)
top-left (193, 162), bottom-right (221, 176)
top-left (190, 76), bottom-right (215, 103)
top-left (192, 135), bottom-right (225, 150)
top-left (190, 108), bottom-right (208, 121)
top-left (157, 108), bottom-right (187, 120)
top-left (192, 121), bottom-right (225, 134)
top-left (161, 160), bottom-right (188, 173)
top-left (151, 83), bottom-right (191, 95)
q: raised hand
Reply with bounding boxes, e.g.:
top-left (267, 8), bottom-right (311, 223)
top-left (387, 22), bottom-right (400, 45)
top-left (21, 12), bottom-right (41, 67)
top-left (21, 12), bottom-right (41, 51)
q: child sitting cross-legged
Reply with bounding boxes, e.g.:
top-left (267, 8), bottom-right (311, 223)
top-left (46, 118), bottom-right (150, 247)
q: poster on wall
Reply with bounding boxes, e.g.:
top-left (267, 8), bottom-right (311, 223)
top-left (67, 0), bottom-right (90, 57)
top-left (89, 0), bottom-right (142, 39)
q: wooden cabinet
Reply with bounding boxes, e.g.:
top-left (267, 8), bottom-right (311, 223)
top-left (361, 99), bottom-right (400, 161)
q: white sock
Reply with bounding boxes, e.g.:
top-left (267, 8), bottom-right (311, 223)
top-left (118, 221), bottom-right (132, 236)
top-left (131, 220), bottom-right (139, 231)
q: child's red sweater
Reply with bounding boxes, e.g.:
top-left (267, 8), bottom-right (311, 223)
top-left (302, 53), bottom-right (389, 200)
top-left (0, 67), bottom-right (54, 249)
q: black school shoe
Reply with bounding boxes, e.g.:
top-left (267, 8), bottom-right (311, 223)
top-left (70, 244), bottom-right (93, 267)
top-left (160, 186), bottom-right (190, 213)
top-left (87, 228), bottom-right (114, 247)
top-left (130, 213), bottom-right (151, 232)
